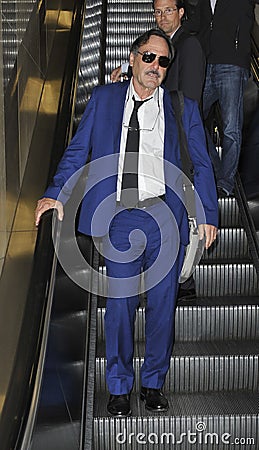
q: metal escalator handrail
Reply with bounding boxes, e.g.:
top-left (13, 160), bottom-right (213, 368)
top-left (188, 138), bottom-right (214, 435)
top-left (235, 173), bottom-right (259, 276)
top-left (0, 210), bottom-right (60, 450)
top-left (19, 210), bottom-right (61, 450)
top-left (99, 0), bottom-right (108, 85)
top-left (20, 210), bottom-right (61, 450)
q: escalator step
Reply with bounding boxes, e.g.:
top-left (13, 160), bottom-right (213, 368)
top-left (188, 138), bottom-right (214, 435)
top-left (202, 228), bottom-right (249, 261)
top-left (94, 390), bottom-right (259, 418)
top-left (93, 392), bottom-right (258, 450)
top-left (95, 345), bottom-right (259, 393)
top-left (96, 263), bottom-right (259, 298)
top-left (218, 197), bottom-right (242, 227)
top-left (195, 263), bottom-right (259, 297)
top-left (97, 304), bottom-right (259, 342)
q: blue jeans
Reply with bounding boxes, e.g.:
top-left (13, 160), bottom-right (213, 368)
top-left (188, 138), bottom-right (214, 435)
top-left (203, 64), bottom-right (249, 194)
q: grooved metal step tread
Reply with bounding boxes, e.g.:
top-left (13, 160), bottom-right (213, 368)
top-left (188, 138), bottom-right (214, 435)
top-left (96, 340), bottom-right (259, 358)
top-left (177, 296), bottom-right (259, 306)
top-left (95, 348), bottom-right (259, 393)
top-left (93, 400), bottom-right (258, 449)
top-left (97, 296), bottom-right (259, 308)
top-left (97, 304), bottom-right (259, 342)
top-left (95, 226), bottom-right (250, 268)
top-left (95, 344), bottom-right (259, 394)
top-left (196, 262), bottom-right (257, 270)
top-left (218, 197), bottom-right (242, 227)
top-left (97, 263), bottom-right (259, 298)
top-left (202, 227), bottom-right (251, 262)
top-left (93, 391), bottom-right (259, 418)
top-left (194, 263), bottom-right (259, 297)
top-left (98, 244), bottom-right (251, 271)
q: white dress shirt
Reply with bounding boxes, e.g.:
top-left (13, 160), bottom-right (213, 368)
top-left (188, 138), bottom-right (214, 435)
top-left (210, 0), bottom-right (217, 13)
top-left (117, 80), bottom-right (166, 201)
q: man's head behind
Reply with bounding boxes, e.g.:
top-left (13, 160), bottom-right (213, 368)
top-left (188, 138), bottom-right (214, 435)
top-left (153, 0), bottom-right (185, 37)
top-left (129, 29), bottom-right (173, 98)
top-left (130, 28), bottom-right (174, 60)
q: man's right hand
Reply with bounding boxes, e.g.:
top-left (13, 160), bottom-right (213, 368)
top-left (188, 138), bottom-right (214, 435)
top-left (110, 65), bottom-right (122, 82)
top-left (35, 198), bottom-right (64, 226)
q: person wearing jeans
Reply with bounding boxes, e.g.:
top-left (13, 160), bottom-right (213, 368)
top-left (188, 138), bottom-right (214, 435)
top-left (203, 63), bottom-right (249, 196)
top-left (192, 0), bottom-right (259, 196)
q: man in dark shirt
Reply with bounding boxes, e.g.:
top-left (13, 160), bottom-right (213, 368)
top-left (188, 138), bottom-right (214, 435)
top-left (153, 0), bottom-right (205, 102)
top-left (153, 0), bottom-right (206, 298)
top-left (111, 0), bottom-right (205, 103)
top-left (192, 0), bottom-right (259, 197)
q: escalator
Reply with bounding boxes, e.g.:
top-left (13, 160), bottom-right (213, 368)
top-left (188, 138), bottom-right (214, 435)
top-left (1, 1), bottom-right (258, 449)
top-left (80, 2), bottom-right (259, 449)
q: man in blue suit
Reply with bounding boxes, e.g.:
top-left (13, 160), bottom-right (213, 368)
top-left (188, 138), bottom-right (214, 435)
top-left (35, 29), bottom-right (218, 417)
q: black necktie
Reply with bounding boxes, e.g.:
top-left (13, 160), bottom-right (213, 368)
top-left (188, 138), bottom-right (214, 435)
top-left (121, 97), bottom-right (147, 208)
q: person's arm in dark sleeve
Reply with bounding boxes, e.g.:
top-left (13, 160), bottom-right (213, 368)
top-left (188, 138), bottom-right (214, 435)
top-left (178, 37), bottom-right (205, 102)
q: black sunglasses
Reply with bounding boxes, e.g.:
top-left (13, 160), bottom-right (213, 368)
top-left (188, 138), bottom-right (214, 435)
top-left (137, 51), bottom-right (171, 68)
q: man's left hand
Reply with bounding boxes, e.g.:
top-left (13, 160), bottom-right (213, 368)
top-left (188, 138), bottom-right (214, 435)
top-left (198, 224), bottom-right (218, 249)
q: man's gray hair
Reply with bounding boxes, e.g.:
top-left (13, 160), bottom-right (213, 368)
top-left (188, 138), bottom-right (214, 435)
top-left (130, 28), bottom-right (174, 60)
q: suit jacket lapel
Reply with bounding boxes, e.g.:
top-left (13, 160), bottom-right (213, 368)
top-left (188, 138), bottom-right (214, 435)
top-left (171, 26), bottom-right (185, 46)
top-left (163, 89), bottom-right (180, 165)
top-left (111, 81), bottom-right (129, 153)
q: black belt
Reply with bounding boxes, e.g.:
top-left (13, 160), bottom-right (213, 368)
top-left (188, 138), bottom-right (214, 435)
top-left (117, 194), bottom-right (165, 210)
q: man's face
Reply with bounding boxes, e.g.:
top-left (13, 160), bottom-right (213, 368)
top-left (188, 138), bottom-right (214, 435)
top-left (153, 0), bottom-right (184, 37)
top-left (129, 35), bottom-right (169, 98)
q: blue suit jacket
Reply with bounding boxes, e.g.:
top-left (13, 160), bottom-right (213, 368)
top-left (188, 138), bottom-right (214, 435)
top-left (44, 81), bottom-right (218, 243)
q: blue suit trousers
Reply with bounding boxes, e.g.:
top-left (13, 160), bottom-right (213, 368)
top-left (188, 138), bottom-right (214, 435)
top-left (103, 203), bottom-right (185, 395)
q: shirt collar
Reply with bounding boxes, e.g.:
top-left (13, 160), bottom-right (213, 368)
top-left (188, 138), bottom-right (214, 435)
top-left (128, 78), bottom-right (158, 103)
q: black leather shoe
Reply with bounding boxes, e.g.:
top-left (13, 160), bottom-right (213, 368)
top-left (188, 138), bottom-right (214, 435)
top-left (140, 387), bottom-right (169, 412)
top-left (107, 394), bottom-right (131, 417)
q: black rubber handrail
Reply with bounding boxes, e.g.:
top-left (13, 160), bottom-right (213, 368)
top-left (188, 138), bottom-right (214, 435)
top-left (236, 24), bottom-right (259, 262)
top-left (0, 209), bottom-right (60, 450)
top-left (235, 174), bottom-right (259, 275)
top-left (98, 0), bottom-right (108, 85)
